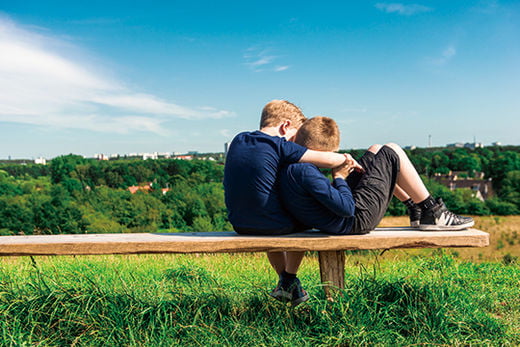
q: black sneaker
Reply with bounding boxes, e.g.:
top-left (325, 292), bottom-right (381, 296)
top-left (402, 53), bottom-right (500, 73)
top-left (408, 204), bottom-right (422, 228)
top-left (269, 280), bottom-right (292, 302)
top-left (269, 278), bottom-right (309, 306)
top-left (419, 198), bottom-right (474, 231)
top-left (288, 277), bottom-right (309, 307)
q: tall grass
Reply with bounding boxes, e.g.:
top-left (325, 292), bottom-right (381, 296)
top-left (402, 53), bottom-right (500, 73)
top-left (0, 252), bottom-right (518, 346)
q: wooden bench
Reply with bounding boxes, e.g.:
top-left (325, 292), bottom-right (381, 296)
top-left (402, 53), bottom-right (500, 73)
top-left (0, 227), bottom-right (489, 297)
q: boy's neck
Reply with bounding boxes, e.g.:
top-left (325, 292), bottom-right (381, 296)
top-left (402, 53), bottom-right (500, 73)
top-left (259, 126), bottom-right (284, 138)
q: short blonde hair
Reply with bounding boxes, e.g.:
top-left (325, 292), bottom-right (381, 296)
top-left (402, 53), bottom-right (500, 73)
top-left (260, 100), bottom-right (306, 129)
top-left (295, 116), bottom-right (340, 151)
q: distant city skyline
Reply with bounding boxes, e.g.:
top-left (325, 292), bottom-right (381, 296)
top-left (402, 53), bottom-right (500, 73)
top-left (1, 1), bottom-right (519, 158)
top-left (1, 139), bottom-right (513, 161)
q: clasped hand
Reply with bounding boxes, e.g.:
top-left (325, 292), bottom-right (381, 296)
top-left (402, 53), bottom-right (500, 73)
top-left (332, 154), bottom-right (364, 179)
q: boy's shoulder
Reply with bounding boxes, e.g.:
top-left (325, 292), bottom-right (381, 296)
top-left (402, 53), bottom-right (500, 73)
top-left (284, 162), bottom-right (321, 179)
top-left (234, 130), bottom-right (281, 142)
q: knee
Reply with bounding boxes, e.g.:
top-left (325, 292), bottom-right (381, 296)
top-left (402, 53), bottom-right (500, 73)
top-left (385, 142), bottom-right (402, 152)
top-left (368, 144), bottom-right (383, 154)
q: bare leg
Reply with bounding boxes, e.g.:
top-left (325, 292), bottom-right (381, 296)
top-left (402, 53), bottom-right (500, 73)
top-left (385, 143), bottom-right (429, 203)
top-left (267, 251), bottom-right (305, 275)
top-left (285, 252), bottom-right (305, 274)
top-left (267, 252), bottom-right (286, 275)
top-left (394, 185), bottom-right (411, 202)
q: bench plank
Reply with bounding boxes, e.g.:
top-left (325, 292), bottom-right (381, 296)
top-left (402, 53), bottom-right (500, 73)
top-left (0, 228), bottom-right (489, 256)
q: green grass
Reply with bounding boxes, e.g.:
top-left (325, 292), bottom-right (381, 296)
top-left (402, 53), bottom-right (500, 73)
top-left (0, 252), bottom-right (518, 346)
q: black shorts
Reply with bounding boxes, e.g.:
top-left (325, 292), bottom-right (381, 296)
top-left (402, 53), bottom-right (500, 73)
top-left (346, 146), bottom-right (400, 234)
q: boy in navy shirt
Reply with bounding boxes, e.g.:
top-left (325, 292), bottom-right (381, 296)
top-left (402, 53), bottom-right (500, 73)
top-left (224, 101), bottom-right (358, 306)
top-left (280, 116), bottom-right (474, 237)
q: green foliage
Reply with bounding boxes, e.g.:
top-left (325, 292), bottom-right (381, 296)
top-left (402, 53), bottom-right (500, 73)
top-left (0, 157), bottom-right (231, 234)
top-left (1, 146), bottom-right (519, 236)
top-left (486, 198), bottom-right (519, 215)
top-left (50, 154), bottom-right (86, 184)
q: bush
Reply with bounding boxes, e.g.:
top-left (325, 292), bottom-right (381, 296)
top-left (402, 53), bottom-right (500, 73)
top-left (486, 198), bottom-right (519, 215)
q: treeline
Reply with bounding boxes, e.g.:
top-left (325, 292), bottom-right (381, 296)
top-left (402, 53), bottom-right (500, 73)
top-left (382, 146), bottom-right (520, 216)
top-left (0, 156), bottom-right (230, 235)
top-left (0, 145), bottom-right (519, 235)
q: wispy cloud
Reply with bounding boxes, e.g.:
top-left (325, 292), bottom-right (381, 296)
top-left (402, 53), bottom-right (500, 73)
top-left (219, 129), bottom-right (232, 138)
top-left (375, 3), bottom-right (432, 15)
top-left (428, 45), bottom-right (457, 66)
top-left (0, 16), bottom-right (233, 134)
top-left (243, 46), bottom-right (290, 72)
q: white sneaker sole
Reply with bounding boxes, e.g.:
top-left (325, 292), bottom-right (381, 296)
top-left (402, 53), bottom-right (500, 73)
top-left (269, 289), bottom-right (292, 302)
top-left (291, 293), bottom-right (309, 307)
top-left (419, 220), bottom-right (475, 231)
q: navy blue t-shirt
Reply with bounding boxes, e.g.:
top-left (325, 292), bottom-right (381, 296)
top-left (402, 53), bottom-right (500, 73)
top-left (279, 163), bottom-right (356, 235)
top-left (224, 131), bottom-right (307, 230)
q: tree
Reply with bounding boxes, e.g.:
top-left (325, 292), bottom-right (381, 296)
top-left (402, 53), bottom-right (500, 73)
top-left (50, 154), bottom-right (86, 184)
top-left (501, 170), bottom-right (520, 208)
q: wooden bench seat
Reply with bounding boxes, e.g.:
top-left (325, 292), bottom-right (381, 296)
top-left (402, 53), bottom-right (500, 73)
top-left (0, 227), bottom-right (489, 296)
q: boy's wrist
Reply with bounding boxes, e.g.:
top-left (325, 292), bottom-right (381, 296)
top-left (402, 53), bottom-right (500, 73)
top-left (333, 173), bottom-right (347, 180)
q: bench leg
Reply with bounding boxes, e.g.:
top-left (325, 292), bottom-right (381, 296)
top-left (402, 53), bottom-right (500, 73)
top-left (318, 251), bottom-right (345, 298)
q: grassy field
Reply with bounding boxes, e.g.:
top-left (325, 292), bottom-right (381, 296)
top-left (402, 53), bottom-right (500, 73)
top-left (0, 216), bottom-right (519, 346)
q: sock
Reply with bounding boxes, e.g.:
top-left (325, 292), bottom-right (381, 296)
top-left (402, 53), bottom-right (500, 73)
top-left (402, 198), bottom-right (416, 209)
top-left (280, 270), bottom-right (297, 287)
top-left (417, 195), bottom-right (436, 211)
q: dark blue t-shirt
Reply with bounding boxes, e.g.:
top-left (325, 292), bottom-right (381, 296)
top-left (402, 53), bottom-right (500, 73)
top-left (280, 163), bottom-right (356, 235)
top-left (224, 131), bottom-right (307, 230)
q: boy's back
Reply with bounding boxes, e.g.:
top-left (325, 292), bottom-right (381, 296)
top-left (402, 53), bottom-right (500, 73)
top-left (279, 162), bottom-right (355, 235)
top-left (224, 130), bottom-right (306, 234)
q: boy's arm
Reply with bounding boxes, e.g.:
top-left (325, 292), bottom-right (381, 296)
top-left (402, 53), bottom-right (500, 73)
top-left (299, 150), bottom-right (364, 170)
top-left (301, 165), bottom-right (355, 217)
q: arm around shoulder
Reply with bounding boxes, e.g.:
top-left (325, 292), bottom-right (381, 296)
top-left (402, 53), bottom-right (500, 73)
top-left (299, 150), bottom-right (346, 169)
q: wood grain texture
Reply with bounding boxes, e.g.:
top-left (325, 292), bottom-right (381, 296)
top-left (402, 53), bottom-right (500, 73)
top-left (319, 251), bottom-right (346, 297)
top-left (0, 227), bottom-right (489, 256)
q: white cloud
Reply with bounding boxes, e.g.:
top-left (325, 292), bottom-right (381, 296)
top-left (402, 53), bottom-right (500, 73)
top-left (244, 46), bottom-right (289, 72)
top-left (0, 16), bottom-right (233, 134)
top-left (375, 3), bottom-right (432, 15)
top-left (219, 129), bottom-right (232, 138)
top-left (429, 45), bottom-right (457, 66)
top-left (274, 65), bottom-right (290, 72)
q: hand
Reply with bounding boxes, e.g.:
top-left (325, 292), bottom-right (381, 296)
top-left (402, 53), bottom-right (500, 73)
top-left (332, 154), bottom-right (363, 179)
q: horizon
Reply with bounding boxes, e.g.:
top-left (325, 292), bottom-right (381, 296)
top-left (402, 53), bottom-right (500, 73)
top-left (1, 141), bottom-right (517, 161)
top-left (1, 1), bottom-right (519, 158)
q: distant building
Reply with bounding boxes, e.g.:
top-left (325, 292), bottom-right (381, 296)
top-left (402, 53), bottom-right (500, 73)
top-left (34, 157), bottom-right (46, 165)
top-left (142, 152), bottom-right (159, 160)
top-left (434, 171), bottom-right (493, 201)
top-left (174, 155), bottom-right (193, 160)
top-left (128, 183), bottom-right (153, 194)
top-left (95, 154), bottom-right (109, 160)
top-left (224, 142), bottom-right (230, 156)
top-left (491, 141), bottom-right (501, 146)
top-left (404, 145), bottom-right (416, 150)
top-left (464, 142), bottom-right (483, 150)
top-left (447, 143), bottom-right (464, 148)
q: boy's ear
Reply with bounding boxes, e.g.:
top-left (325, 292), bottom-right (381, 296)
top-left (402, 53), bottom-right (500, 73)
top-left (280, 120), bottom-right (292, 135)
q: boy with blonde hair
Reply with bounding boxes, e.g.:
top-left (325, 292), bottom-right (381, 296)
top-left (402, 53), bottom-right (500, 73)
top-left (224, 101), bottom-right (359, 306)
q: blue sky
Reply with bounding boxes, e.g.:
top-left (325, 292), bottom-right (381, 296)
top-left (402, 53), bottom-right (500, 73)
top-left (0, 1), bottom-right (519, 158)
